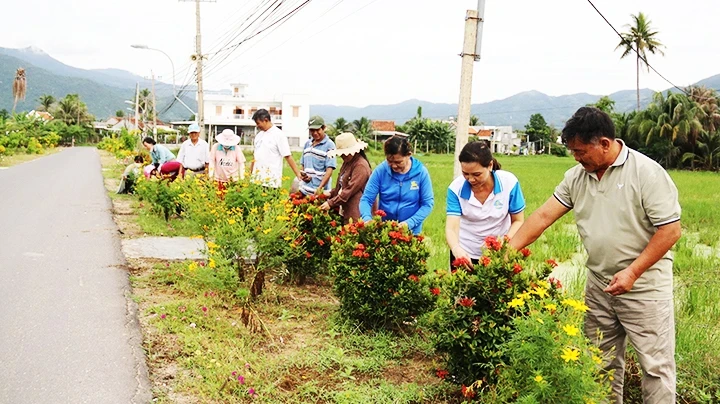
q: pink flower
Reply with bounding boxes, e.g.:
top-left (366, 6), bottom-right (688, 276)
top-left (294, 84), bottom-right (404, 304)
top-left (237, 375), bottom-right (245, 384)
top-left (247, 388), bottom-right (255, 395)
top-left (245, 363), bottom-right (251, 369)
top-left (160, 314), bottom-right (166, 319)
top-left (202, 306), bottom-right (208, 312)
top-left (232, 371), bottom-right (237, 376)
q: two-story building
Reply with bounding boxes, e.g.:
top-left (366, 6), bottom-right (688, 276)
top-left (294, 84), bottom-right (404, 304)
top-left (202, 83), bottom-right (310, 148)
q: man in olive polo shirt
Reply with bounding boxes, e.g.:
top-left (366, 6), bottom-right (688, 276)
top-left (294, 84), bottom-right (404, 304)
top-left (509, 107), bottom-right (681, 404)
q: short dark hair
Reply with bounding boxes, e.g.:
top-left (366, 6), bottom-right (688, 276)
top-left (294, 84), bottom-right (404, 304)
top-left (142, 137), bottom-right (156, 145)
top-left (134, 155), bottom-right (144, 163)
top-left (561, 107), bottom-right (615, 144)
top-left (252, 109), bottom-right (271, 122)
top-left (384, 136), bottom-right (412, 156)
top-left (459, 141), bottom-right (501, 171)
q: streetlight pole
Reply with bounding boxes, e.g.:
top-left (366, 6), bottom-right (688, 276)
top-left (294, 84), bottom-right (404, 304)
top-left (130, 44), bottom-right (196, 118)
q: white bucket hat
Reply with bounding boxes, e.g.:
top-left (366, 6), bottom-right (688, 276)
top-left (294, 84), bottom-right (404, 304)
top-left (327, 133), bottom-right (368, 157)
top-left (215, 129), bottom-right (240, 147)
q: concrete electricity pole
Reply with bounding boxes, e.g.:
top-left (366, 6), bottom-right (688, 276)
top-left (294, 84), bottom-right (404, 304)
top-left (453, 0), bottom-right (486, 178)
top-left (151, 71), bottom-right (158, 139)
top-left (134, 83), bottom-right (140, 132)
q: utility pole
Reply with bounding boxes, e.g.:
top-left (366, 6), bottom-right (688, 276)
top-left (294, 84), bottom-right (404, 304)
top-left (152, 70), bottom-right (158, 140)
top-left (453, 1), bottom-right (486, 178)
top-left (134, 83), bottom-right (140, 130)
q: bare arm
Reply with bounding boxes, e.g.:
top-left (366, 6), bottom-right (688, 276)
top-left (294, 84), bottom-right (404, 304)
top-left (284, 155), bottom-right (304, 180)
top-left (318, 167), bottom-right (334, 191)
top-left (605, 221), bottom-right (682, 296)
top-left (508, 197), bottom-right (570, 250)
top-left (445, 216), bottom-right (472, 261)
top-left (506, 211), bottom-right (525, 239)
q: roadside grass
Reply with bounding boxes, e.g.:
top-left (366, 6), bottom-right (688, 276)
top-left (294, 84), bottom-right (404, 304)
top-left (99, 148), bottom-right (720, 402)
top-left (0, 147), bottom-right (63, 167)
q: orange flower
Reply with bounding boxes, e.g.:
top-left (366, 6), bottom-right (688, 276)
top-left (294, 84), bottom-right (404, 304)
top-left (513, 263), bottom-right (523, 274)
top-left (430, 287), bottom-right (441, 296)
top-left (436, 369), bottom-right (449, 379)
top-left (408, 274), bottom-right (419, 282)
top-left (480, 256), bottom-right (491, 267)
top-left (546, 259), bottom-right (558, 268)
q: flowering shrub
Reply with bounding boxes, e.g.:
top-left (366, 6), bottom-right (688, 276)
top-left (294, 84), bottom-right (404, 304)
top-left (284, 192), bottom-right (342, 284)
top-left (424, 237), bottom-right (559, 386)
top-left (479, 290), bottom-right (612, 403)
top-left (134, 176), bottom-right (184, 221)
top-left (329, 211), bottom-right (432, 330)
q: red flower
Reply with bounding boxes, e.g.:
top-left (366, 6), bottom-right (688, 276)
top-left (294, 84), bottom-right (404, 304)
top-left (352, 250), bottom-right (364, 258)
top-left (330, 220), bottom-right (337, 227)
top-left (363, 252), bottom-right (370, 258)
top-left (457, 296), bottom-right (475, 308)
top-left (374, 209), bottom-right (387, 218)
top-left (549, 277), bottom-right (563, 289)
top-left (480, 256), bottom-right (491, 267)
top-left (318, 239), bottom-right (325, 246)
top-left (391, 240), bottom-right (397, 245)
top-left (506, 280), bottom-right (513, 288)
top-left (355, 243), bottom-right (366, 251)
top-left (436, 369), bottom-right (449, 379)
top-left (546, 259), bottom-right (559, 268)
top-left (451, 257), bottom-right (472, 268)
top-left (292, 199), bottom-right (302, 206)
top-left (356, 221), bottom-right (365, 229)
top-left (430, 287), bottom-right (441, 296)
top-left (513, 263), bottom-right (523, 274)
top-left (374, 239), bottom-right (380, 244)
top-left (416, 235), bottom-right (425, 242)
top-left (308, 195), bottom-right (316, 202)
top-left (408, 274), bottom-right (419, 282)
top-left (305, 251), bottom-right (312, 258)
top-left (484, 236), bottom-right (502, 251)
top-left (461, 384), bottom-right (476, 399)
top-left (520, 248), bottom-right (532, 258)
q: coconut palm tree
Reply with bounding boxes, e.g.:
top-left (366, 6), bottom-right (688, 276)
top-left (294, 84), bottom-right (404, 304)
top-left (353, 117), bottom-right (374, 140)
top-left (38, 94), bottom-right (55, 112)
top-left (616, 12), bottom-right (665, 111)
top-left (327, 117), bottom-right (351, 137)
top-left (687, 86), bottom-right (720, 134)
top-left (12, 68), bottom-right (27, 113)
top-left (469, 115), bottom-right (481, 126)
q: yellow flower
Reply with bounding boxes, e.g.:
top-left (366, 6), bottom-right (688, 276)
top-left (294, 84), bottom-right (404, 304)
top-left (531, 287), bottom-right (549, 299)
top-left (534, 375), bottom-right (543, 383)
top-left (561, 348), bottom-right (580, 362)
top-left (206, 241), bottom-right (218, 250)
top-left (262, 228), bottom-right (272, 235)
top-left (562, 298), bottom-right (590, 313)
top-left (609, 375), bottom-right (614, 381)
top-left (544, 303), bottom-right (557, 311)
top-left (592, 355), bottom-right (603, 365)
top-left (536, 317), bottom-right (544, 324)
top-left (250, 207), bottom-right (258, 214)
top-left (188, 262), bottom-right (198, 272)
top-left (508, 298), bottom-right (525, 308)
top-left (563, 324), bottom-right (580, 336)
top-left (284, 236), bottom-right (292, 241)
top-left (209, 259), bottom-right (216, 268)
top-left (519, 291), bottom-right (532, 300)
top-left (276, 215), bottom-right (290, 221)
top-left (537, 280), bottom-right (550, 289)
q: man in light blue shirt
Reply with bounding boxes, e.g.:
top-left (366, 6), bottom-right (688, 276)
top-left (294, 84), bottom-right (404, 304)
top-left (300, 116), bottom-right (336, 195)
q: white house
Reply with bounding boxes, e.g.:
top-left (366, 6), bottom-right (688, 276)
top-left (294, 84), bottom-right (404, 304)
top-left (201, 83), bottom-right (310, 148)
top-left (469, 125), bottom-right (521, 154)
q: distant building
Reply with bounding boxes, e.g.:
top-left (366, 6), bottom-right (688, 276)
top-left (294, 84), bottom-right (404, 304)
top-left (370, 120), bottom-right (408, 141)
top-left (201, 83), bottom-right (310, 148)
top-left (27, 110), bottom-right (53, 122)
top-left (469, 125), bottom-right (521, 154)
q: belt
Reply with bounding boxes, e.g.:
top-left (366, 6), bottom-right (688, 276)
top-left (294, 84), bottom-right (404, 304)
top-left (187, 167), bottom-right (205, 172)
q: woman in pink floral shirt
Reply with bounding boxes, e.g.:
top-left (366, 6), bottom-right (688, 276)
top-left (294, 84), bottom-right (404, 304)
top-left (209, 129), bottom-right (246, 191)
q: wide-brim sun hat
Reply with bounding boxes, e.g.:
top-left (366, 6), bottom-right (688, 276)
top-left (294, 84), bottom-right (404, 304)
top-left (327, 132), bottom-right (368, 157)
top-left (215, 129), bottom-right (240, 147)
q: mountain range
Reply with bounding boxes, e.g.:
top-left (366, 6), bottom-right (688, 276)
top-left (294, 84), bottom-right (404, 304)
top-left (2, 46), bottom-right (720, 128)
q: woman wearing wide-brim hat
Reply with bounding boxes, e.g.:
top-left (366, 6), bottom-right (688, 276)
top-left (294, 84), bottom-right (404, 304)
top-left (320, 133), bottom-right (372, 223)
top-left (209, 129), bottom-right (246, 191)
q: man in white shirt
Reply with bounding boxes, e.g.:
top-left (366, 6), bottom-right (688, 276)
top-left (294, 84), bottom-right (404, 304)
top-left (177, 123), bottom-right (210, 177)
top-left (250, 109), bottom-right (306, 188)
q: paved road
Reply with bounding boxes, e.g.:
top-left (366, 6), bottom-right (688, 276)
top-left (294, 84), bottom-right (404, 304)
top-left (0, 148), bottom-right (150, 404)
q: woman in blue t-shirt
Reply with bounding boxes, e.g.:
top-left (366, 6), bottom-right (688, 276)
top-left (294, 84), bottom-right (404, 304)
top-left (359, 136), bottom-right (434, 235)
top-left (446, 142), bottom-right (525, 266)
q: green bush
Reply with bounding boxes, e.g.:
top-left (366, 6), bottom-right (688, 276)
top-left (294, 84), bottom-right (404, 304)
top-left (329, 211), bottom-right (432, 330)
top-left (479, 291), bottom-right (612, 403)
top-left (549, 143), bottom-right (568, 157)
top-left (135, 176), bottom-right (184, 221)
top-left (284, 192), bottom-right (342, 284)
top-left (424, 238), bottom-right (557, 386)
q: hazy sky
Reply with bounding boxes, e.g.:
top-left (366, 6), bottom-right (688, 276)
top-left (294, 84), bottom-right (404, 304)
top-left (2, 0), bottom-right (718, 107)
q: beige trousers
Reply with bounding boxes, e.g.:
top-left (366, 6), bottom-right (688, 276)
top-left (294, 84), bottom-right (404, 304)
top-left (584, 280), bottom-right (676, 404)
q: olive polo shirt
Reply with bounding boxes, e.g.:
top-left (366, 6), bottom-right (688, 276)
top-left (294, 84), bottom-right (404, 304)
top-left (553, 140), bottom-right (681, 300)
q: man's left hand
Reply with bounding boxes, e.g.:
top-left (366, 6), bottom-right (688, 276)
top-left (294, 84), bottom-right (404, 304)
top-left (604, 268), bottom-right (639, 296)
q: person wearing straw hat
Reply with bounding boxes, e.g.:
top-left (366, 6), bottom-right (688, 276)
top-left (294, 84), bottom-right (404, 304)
top-left (319, 133), bottom-right (372, 223)
top-left (209, 129), bottom-right (246, 190)
top-left (177, 123), bottom-right (209, 178)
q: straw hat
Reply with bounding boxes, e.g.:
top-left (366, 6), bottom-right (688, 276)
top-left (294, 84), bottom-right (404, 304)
top-left (215, 129), bottom-right (240, 147)
top-left (327, 133), bottom-right (368, 157)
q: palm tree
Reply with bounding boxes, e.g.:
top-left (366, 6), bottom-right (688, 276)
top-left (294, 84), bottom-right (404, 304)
top-left (682, 132), bottom-right (720, 171)
top-left (12, 68), bottom-right (27, 113)
top-left (616, 13), bottom-right (664, 111)
top-left (53, 94), bottom-right (92, 126)
top-left (327, 117), bottom-right (351, 137)
top-left (353, 117), bottom-right (374, 140)
top-left (687, 86), bottom-right (720, 134)
top-left (469, 115), bottom-right (481, 126)
top-left (38, 94), bottom-right (55, 112)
